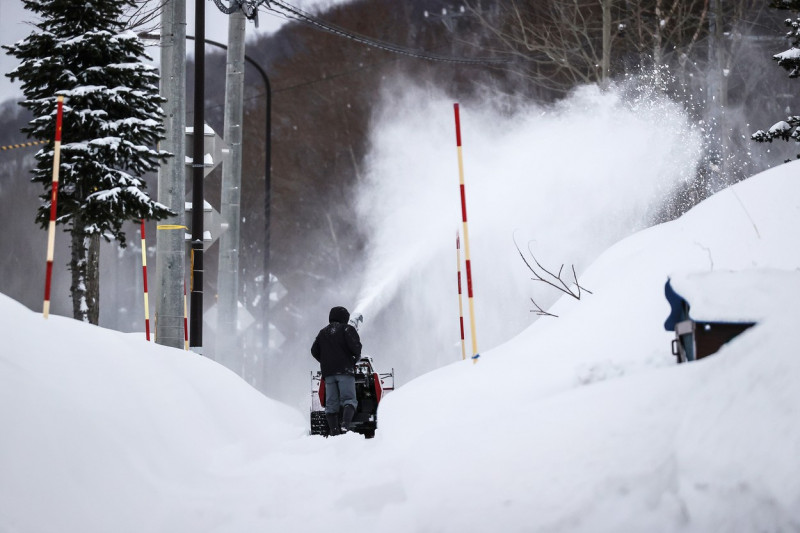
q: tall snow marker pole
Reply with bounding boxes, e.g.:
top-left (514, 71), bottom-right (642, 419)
top-left (183, 279), bottom-right (189, 351)
top-left (140, 220), bottom-right (151, 340)
top-left (43, 95), bottom-right (64, 319)
top-left (453, 103), bottom-right (479, 362)
top-left (456, 231), bottom-right (466, 361)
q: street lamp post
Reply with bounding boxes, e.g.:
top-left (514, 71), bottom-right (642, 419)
top-left (193, 36), bottom-right (272, 369)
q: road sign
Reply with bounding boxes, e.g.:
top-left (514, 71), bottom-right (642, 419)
top-left (268, 322), bottom-right (285, 350)
top-left (185, 199), bottom-right (226, 251)
top-left (184, 122), bottom-right (228, 251)
top-left (204, 300), bottom-right (255, 332)
top-left (269, 274), bottom-right (287, 309)
top-left (185, 123), bottom-right (229, 177)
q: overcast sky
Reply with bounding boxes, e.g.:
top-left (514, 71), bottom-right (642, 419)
top-left (0, 0), bottom-right (344, 104)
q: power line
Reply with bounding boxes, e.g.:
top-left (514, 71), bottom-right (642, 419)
top-left (260, 0), bottom-right (508, 65)
top-left (186, 50), bottom-right (414, 119)
top-left (188, 30), bottom-right (489, 121)
top-left (0, 140), bottom-right (46, 152)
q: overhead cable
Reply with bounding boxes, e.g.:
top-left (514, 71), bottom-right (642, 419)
top-left (263, 0), bottom-right (508, 66)
top-left (211, 0), bottom-right (268, 23)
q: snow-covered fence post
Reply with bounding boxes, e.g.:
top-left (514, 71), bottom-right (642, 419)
top-left (43, 95), bottom-right (64, 319)
top-left (456, 231), bottom-right (466, 361)
top-left (453, 103), bottom-right (480, 362)
top-left (140, 220), bottom-right (151, 340)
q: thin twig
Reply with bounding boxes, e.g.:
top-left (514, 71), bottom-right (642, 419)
top-left (530, 297), bottom-right (558, 317)
top-left (513, 233), bottom-right (592, 318)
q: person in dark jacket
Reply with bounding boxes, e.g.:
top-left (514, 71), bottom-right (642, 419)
top-left (311, 306), bottom-right (362, 435)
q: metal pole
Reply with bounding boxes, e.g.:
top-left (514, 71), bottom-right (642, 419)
top-left (601, 0), bottom-right (611, 88)
top-left (259, 59), bottom-right (272, 379)
top-left (707, 0), bottom-right (725, 192)
top-left (190, 0), bottom-right (206, 353)
top-left (714, 0), bottom-right (728, 190)
top-left (155, 0), bottom-right (187, 349)
top-left (184, 279), bottom-right (189, 350)
top-left (188, 35), bottom-right (271, 387)
top-left (216, 11), bottom-right (246, 373)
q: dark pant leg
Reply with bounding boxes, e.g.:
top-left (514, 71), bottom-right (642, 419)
top-left (324, 375), bottom-right (341, 415)
top-left (336, 374), bottom-right (357, 409)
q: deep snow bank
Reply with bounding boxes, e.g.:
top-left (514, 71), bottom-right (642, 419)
top-left (0, 298), bottom-right (305, 532)
top-left (377, 160), bottom-right (800, 531)
top-left (1, 161), bottom-right (798, 533)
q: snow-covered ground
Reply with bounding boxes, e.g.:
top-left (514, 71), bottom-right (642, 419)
top-left (2, 157), bottom-right (799, 531)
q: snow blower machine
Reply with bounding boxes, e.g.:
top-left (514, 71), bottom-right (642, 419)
top-left (310, 355), bottom-right (394, 439)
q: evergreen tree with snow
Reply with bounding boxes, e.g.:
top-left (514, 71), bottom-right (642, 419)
top-left (4, 0), bottom-right (173, 324)
top-left (752, 0), bottom-right (800, 156)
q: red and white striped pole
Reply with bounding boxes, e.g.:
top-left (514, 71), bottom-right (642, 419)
top-left (453, 103), bottom-right (479, 362)
top-left (140, 220), bottom-right (151, 340)
top-left (43, 95), bottom-right (65, 319)
top-left (456, 231), bottom-right (466, 361)
top-left (183, 279), bottom-right (189, 351)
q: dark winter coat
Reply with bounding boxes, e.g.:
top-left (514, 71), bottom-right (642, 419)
top-left (311, 306), bottom-right (362, 378)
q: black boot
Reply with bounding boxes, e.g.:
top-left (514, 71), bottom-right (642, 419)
top-left (340, 404), bottom-right (355, 433)
top-left (325, 413), bottom-right (340, 436)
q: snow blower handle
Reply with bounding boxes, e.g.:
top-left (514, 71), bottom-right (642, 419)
top-left (348, 312), bottom-right (364, 331)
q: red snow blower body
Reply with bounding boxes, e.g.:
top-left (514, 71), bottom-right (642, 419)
top-left (310, 356), bottom-right (394, 438)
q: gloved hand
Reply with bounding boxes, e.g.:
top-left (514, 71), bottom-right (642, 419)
top-left (348, 312), bottom-right (363, 331)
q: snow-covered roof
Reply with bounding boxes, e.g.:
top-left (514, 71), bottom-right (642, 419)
top-left (667, 269), bottom-right (800, 323)
top-left (774, 47), bottom-right (800, 62)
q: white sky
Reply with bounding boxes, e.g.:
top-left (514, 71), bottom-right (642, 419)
top-left (0, 0), bottom-right (345, 103)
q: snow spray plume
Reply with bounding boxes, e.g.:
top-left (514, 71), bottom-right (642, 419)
top-left (353, 245), bottom-right (426, 329)
top-left (354, 76), bottom-right (703, 384)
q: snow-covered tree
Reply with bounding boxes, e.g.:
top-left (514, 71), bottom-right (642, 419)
top-left (4, 0), bottom-right (173, 324)
top-left (752, 0), bottom-right (800, 157)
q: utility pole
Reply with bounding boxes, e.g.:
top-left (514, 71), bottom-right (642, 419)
top-left (155, 0), bottom-right (187, 349)
top-left (707, 0), bottom-right (728, 192)
top-left (601, 0), bottom-right (611, 88)
top-left (180, 33), bottom-right (272, 390)
top-left (216, 10), bottom-right (246, 373)
top-left (714, 0), bottom-right (729, 190)
top-left (189, 0), bottom-right (206, 353)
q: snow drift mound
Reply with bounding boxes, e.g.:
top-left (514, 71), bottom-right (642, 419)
top-left (377, 161), bottom-right (800, 531)
top-left (0, 297), bottom-right (305, 532)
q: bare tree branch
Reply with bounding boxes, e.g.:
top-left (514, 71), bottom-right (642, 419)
top-left (530, 297), bottom-right (559, 317)
top-left (514, 234), bottom-right (592, 317)
top-left (125, 0), bottom-right (167, 33)
top-left (464, 0), bottom-right (619, 94)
